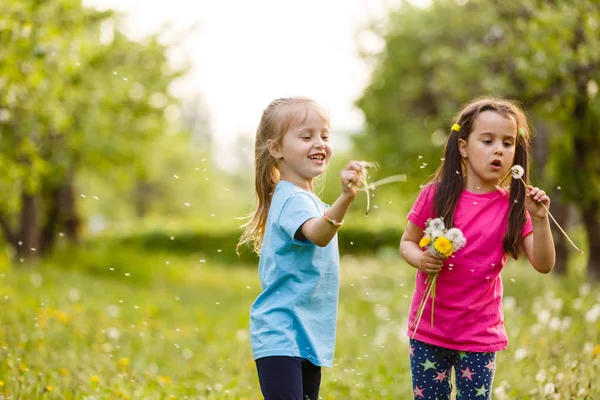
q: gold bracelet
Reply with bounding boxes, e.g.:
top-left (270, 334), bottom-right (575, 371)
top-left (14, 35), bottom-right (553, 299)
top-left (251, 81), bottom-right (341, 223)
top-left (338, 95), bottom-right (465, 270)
top-left (324, 208), bottom-right (343, 227)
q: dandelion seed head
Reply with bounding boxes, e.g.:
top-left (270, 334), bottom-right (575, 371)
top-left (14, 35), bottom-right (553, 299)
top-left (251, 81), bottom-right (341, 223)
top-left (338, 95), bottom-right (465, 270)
top-left (511, 165), bottom-right (524, 180)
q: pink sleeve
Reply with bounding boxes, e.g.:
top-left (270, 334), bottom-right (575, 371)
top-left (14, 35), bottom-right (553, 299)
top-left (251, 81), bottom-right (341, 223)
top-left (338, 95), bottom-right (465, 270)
top-left (522, 210), bottom-right (533, 237)
top-left (407, 183), bottom-right (436, 230)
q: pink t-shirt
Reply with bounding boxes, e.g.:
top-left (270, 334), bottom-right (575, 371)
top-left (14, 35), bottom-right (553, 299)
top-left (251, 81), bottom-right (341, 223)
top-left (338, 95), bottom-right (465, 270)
top-left (407, 183), bottom-right (533, 352)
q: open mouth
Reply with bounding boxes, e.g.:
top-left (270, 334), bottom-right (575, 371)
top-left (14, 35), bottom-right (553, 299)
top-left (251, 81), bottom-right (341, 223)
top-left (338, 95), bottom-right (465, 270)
top-left (491, 160), bottom-right (502, 167)
top-left (308, 154), bottom-right (325, 162)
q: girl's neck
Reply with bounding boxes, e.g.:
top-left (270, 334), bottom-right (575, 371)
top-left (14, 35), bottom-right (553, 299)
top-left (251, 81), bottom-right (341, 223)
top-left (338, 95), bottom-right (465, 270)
top-left (463, 176), bottom-right (498, 194)
top-left (279, 176), bottom-right (315, 193)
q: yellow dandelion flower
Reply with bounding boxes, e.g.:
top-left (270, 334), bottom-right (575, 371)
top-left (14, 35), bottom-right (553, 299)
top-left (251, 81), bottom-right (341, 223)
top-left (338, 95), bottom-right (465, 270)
top-left (434, 236), bottom-right (454, 257)
top-left (419, 236), bottom-right (431, 248)
top-left (118, 357), bottom-right (130, 369)
top-left (44, 385), bottom-right (53, 392)
top-left (593, 345), bottom-right (600, 357)
top-left (90, 375), bottom-right (100, 384)
top-left (158, 375), bottom-right (172, 386)
top-left (168, 396), bottom-right (176, 400)
top-left (18, 363), bottom-right (26, 373)
top-left (55, 311), bottom-right (70, 324)
top-left (0, 380), bottom-right (3, 388)
top-left (59, 368), bottom-right (69, 376)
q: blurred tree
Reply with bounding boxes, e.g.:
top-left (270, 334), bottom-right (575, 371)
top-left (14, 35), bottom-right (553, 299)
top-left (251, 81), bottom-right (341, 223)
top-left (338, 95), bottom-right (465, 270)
top-left (0, 0), bottom-right (186, 261)
top-left (356, 0), bottom-right (600, 278)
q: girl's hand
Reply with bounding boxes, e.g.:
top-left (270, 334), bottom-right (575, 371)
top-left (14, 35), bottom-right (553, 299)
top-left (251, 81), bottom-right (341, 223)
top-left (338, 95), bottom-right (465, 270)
top-left (419, 251), bottom-right (444, 274)
top-left (525, 185), bottom-right (551, 220)
top-left (341, 161), bottom-right (363, 198)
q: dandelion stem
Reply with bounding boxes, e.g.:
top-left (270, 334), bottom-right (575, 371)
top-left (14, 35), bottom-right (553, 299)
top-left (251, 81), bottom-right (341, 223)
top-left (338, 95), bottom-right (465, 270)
top-left (519, 177), bottom-right (584, 254)
top-left (430, 275), bottom-right (437, 327)
top-left (410, 273), bottom-right (437, 338)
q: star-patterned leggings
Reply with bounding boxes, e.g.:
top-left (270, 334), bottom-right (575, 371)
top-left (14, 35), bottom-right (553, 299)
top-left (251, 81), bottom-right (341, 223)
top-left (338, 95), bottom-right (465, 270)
top-left (409, 339), bottom-right (496, 399)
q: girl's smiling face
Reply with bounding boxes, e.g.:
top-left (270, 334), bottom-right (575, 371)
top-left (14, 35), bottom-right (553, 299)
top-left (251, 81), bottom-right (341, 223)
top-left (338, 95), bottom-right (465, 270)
top-left (458, 110), bottom-right (518, 193)
top-left (267, 103), bottom-right (332, 192)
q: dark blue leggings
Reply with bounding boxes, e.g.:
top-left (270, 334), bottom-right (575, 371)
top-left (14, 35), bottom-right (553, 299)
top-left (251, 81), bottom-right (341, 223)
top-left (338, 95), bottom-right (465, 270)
top-left (410, 339), bottom-right (496, 399)
top-left (255, 356), bottom-right (321, 400)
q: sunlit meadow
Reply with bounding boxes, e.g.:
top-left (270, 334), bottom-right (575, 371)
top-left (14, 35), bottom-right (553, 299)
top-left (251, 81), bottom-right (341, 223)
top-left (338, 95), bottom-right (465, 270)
top-left (0, 247), bottom-right (599, 399)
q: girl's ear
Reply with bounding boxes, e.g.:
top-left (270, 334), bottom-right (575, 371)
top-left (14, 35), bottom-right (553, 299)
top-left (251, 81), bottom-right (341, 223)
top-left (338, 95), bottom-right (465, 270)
top-left (266, 139), bottom-right (282, 159)
top-left (457, 138), bottom-right (467, 158)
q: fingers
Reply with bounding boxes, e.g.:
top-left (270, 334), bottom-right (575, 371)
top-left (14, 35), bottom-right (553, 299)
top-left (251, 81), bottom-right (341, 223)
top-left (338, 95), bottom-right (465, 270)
top-left (341, 160), bottom-right (363, 190)
top-left (341, 169), bottom-right (361, 189)
top-left (526, 185), bottom-right (551, 206)
top-left (419, 252), bottom-right (444, 274)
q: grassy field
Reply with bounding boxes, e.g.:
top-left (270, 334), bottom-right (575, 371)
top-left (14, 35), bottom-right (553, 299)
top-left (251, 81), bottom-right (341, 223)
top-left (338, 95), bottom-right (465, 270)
top-left (0, 248), bottom-right (599, 399)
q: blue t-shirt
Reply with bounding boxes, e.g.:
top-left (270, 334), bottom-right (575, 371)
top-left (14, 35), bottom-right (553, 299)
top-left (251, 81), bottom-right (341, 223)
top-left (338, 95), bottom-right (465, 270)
top-left (250, 180), bottom-right (340, 367)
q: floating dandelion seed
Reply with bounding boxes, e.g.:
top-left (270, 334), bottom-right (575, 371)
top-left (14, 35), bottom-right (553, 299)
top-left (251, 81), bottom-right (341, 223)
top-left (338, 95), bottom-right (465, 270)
top-left (347, 161), bottom-right (407, 215)
top-left (174, 175), bottom-right (179, 179)
top-left (511, 164), bottom-right (583, 254)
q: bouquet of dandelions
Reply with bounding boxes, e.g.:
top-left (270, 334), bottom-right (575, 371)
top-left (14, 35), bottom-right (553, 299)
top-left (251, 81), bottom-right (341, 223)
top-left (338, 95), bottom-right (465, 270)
top-left (409, 217), bottom-right (466, 338)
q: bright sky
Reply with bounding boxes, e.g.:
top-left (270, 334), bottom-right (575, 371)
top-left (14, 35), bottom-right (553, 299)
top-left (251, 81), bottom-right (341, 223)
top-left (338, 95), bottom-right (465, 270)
top-left (83, 0), bottom-right (428, 170)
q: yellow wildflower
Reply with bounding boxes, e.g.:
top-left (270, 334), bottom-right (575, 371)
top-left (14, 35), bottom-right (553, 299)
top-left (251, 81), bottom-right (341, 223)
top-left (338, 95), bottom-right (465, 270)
top-left (118, 357), bottom-right (130, 369)
top-left (59, 368), bottom-right (69, 376)
top-left (434, 237), bottom-right (454, 257)
top-left (158, 375), bottom-right (172, 386)
top-left (90, 375), bottom-right (100, 384)
top-left (593, 345), bottom-right (600, 357)
top-left (419, 236), bottom-right (431, 248)
top-left (0, 380), bottom-right (3, 388)
top-left (44, 386), bottom-right (53, 392)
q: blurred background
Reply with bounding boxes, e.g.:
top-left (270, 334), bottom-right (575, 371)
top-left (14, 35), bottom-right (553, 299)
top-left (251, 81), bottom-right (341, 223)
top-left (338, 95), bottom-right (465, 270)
top-left (1, 0), bottom-right (599, 398)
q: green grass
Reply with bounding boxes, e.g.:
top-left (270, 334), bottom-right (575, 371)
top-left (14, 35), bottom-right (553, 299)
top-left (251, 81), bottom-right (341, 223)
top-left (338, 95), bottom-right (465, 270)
top-left (0, 250), bottom-right (599, 399)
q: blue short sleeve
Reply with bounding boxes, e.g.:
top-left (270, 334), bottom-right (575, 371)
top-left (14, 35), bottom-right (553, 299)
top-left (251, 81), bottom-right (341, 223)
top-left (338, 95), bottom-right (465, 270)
top-left (278, 192), bottom-right (321, 244)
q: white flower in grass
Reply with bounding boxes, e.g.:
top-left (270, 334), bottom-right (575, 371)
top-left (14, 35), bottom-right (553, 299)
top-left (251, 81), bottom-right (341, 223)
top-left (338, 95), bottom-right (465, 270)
top-left (511, 165), bottom-right (525, 180)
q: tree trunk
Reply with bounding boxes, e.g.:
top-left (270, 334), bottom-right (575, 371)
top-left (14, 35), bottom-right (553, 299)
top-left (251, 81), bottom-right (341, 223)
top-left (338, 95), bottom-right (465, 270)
top-left (582, 199), bottom-right (600, 280)
top-left (549, 189), bottom-right (570, 275)
top-left (531, 120), bottom-right (570, 275)
top-left (60, 169), bottom-right (80, 243)
top-left (17, 191), bottom-right (41, 262)
top-left (40, 187), bottom-right (61, 256)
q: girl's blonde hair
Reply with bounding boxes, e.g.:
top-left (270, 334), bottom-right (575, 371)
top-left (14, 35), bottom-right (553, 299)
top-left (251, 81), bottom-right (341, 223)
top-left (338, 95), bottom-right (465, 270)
top-left (237, 97), bottom-right (329, 255)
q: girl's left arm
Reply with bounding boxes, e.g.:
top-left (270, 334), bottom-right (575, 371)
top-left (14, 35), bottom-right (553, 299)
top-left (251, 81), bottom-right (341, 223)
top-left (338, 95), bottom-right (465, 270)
top-left (522, 185), bottom-right (556, 273)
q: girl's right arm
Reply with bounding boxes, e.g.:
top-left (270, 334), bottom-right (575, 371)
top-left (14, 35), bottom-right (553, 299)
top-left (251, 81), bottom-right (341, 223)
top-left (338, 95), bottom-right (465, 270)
top-left (299, 161), bottom-right (363, 247)
top-left (400, 221), bottom-right (443, 274)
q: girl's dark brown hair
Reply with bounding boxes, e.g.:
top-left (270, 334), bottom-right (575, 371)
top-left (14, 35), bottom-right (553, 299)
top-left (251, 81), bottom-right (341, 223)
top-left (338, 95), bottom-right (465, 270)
top-left (431, 97), bottom-right (531, 259)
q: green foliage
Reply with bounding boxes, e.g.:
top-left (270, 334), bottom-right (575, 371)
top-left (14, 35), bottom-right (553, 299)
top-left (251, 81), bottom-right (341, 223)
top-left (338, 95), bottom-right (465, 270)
top-left (1, 255), bottom-right (598, 398)
top-left (356, 0), bottom-right (600, 198)
top-left (0, 0), bottom-right (186, 255)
